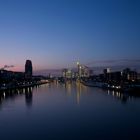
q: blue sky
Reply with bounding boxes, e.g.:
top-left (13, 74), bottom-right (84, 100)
top-left (0, 0), bottom-right (140, 71)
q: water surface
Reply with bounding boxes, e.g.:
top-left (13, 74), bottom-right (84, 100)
top-left (0, 82), bottom-right (140, 140)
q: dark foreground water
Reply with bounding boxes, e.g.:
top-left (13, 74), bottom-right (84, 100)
top-left (0, 82), bottom-right (140, 140)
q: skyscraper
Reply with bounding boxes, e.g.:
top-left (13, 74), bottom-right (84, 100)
top-left (25, 60), bottom-right (33, 78)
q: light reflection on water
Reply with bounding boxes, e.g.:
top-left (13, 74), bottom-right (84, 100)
top-left (0, 82), bottom-right (140, 140)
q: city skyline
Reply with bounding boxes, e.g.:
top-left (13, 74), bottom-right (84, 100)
top-left (0, 0), bottom-right (140, 72)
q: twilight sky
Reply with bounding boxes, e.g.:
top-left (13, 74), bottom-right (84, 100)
top-left (0, 0), bottom-right (140, 72)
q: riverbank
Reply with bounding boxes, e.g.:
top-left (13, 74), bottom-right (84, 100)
top-left (0, 81), bottom-right (49, 92)
top-left (81, 80), bottom-right (140, 94)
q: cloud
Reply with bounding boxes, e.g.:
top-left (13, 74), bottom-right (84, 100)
top-left (0, 65), bottom-right (15, 70)
top-left (4, 65), bottom-right (15, 68)
top-left (86, 59), bottom-right (140, 66)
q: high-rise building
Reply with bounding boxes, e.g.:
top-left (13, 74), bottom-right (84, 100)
top-left (77, 62), bottom-right (80, 78)
top-left (25, 60), bottom-right (33, 78)
top-left (123, 68), bottom-right (137, 81)
top-left (103, 68), bottom-right (111, 82)
top-left (104, 68), bottom-right (111, 74)
top-left (62, 69), bottom-right (73, 79)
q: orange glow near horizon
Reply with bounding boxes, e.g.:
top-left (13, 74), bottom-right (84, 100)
top-left (0, 64), bottom-right (47, 72)
top-left (7, 67), bottom-right (24, 72)
top-left (0, 65), bottom-right (24, 72)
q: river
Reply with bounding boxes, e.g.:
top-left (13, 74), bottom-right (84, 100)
top-left (0, 81), bottom-right (140, 140)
